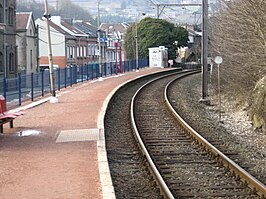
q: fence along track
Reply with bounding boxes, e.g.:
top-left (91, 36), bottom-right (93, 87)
top-left (131, 69), bottom-right (264, 198)
top-left (164, 76), bottom-right (266, 198)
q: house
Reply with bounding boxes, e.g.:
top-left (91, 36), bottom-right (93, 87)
top-left (36, 16), bottom-right (88, 69)
top-left (100, 23), bottom-right (128, 62)
top-left (51, 17), bottom-right (89, 66)
top-left (16, 12), bottom-right (39, 74)
top-left (72, 20), bottom-right (99, 63)
top-left (187, 28), bottom-right (202, 62)
top-left (0, 0), bottom-right (17, 78)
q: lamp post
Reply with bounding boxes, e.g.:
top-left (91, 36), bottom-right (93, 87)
top-left (135, 12), bottom-right (146, 72)
top-left (114, 41), bottom-right (118, 75)
top-left (135, 21), bottom-right (139, 72)
top-left (44, 0), bottom-right (56, 98)
top-left (97, 0), bottom-right (103, 81)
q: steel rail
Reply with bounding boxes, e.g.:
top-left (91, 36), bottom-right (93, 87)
top-left (164, 76), bottom-right (266, 198)
top-left (130, 69), bottom-right (200, 199)
top-left (130, 71), bottom-right (185, 199)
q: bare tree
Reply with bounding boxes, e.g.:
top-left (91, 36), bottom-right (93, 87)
top-left (210, 0), bottom-right (266, 131)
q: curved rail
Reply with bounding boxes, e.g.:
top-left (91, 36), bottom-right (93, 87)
top-left (164, 76), bottom-right (266, 198)
top-left (130, 70), bottom-right (200, 199)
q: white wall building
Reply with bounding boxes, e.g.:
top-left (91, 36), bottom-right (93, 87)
top-left (16, 12), bottom-right (39, 74)
top-left (148, 46), bottom-right (168, 68)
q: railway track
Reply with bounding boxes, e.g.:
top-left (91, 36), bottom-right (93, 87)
top-left (105, 69), bottom-right (266, 198)
top-left (131, 70), bottom-right (265, 198)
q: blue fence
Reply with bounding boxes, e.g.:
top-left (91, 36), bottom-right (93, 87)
top-left (0, 58), bottom-right (148, 108)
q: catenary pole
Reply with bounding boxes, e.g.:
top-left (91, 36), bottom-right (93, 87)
top-left (201, 0), bottom-right (208, 100)
top-left (44, 0), bottom-right (56, 97)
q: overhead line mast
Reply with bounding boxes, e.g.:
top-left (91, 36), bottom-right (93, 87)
top-left (154, 1), bottom-right (209, 101)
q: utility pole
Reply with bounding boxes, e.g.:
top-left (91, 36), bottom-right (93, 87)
top-left (156, 4), bottom-right (160, 19)
top-left (97, 0), bottom-right (103, 80)
top-left (44, 0), bottom-right (56, 97)
top-left (201, 0), bottom-right (209, 101)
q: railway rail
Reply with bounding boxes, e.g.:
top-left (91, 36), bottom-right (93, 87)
top-left (105, 69), bottom-right (266, 198)
top-left (131, 70), bottom-right (265, 198)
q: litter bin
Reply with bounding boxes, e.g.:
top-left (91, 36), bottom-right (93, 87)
top-left (0, 95), bottom-right (7, 113)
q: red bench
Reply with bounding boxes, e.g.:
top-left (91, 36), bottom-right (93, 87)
top-left (0, 95), bottom-right (24, 133)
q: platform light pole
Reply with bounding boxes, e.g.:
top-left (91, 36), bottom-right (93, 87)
top-left (44, 0), bottom-right (56, 98)
top-left (135, 13), bottom-right (146, 72)
top-left (97, 0), bottom-right (103, 81)
top-left (135, 20), bottom-right (139, 72)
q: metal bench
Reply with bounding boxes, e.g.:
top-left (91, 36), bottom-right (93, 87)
top-left (0, 95), bottom-right (24, 133)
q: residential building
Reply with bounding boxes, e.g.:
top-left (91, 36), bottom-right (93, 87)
top-left (51, 17), bottom-right (89, 66)
top-left (0, 0), bottom-right (17, 78)
top-left (36, 16), bottom-right (89, 69)
top-left (72, 20), bottom-right (98, 63)
top-left (187, 28), bottom-right (202, 62)
top-left (100, 23), bottom-right (128, 62)
top-left (16, 12), bottom-right (39, 74)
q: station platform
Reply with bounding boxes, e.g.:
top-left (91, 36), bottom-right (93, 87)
top-left (0, 68), bottom-right (169, 199)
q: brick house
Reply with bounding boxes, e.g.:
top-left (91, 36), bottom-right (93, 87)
top-left (36, 16), bottom-right (89, 69)
top-left (0, 0), bottom-right (17, 78)
top-left (16, 12), bottom-right (39, 74)
top-left (53, 17), bottom-right (89, 66)
top-left (72, 20), bottom-right (98, 63)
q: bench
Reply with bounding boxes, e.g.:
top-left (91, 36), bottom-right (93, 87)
top-left (0, 95), bottom-right (24, 133)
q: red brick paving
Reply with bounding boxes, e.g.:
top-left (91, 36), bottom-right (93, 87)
top-left (0, 68), bottom-right (167, 199)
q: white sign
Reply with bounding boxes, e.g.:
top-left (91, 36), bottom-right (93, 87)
top-left (214, 56), bottom-right (223, 64)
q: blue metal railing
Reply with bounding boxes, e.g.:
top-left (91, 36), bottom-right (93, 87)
top-left (0, 58), bottom-right (148, 108)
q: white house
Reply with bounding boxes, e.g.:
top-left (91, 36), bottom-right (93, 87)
top-left (16, 12), bottom-right (38, 74)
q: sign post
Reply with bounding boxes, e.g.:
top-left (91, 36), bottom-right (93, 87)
top-left (214, 56), bottom-right (223, 122)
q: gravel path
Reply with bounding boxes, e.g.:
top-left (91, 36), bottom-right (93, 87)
top-left (169, 73), bottom-right (266, 184)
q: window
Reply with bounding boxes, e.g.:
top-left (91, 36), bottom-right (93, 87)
top-left (69, 46), bottom-right (73, 58)
top-left (30, 50), bottom-right (33, 69)
top-left (80, 46), bottom-right (83, 57)
top-left (77, 46), bottom-right (80, 57)
top-left (9, 53), bottom-right (15, 72)
top-left (88, 45), bottom-right (91, 56)
top-left (83, 46), bottom-right (86, 57)
top-left (73, 46), bottom-right (76, 58)
top-left (8, 7), bottom-right (14, 25)
top-left (0, 4), bottom-right (3, 23)
top-left (0, 52), bottom-right (3, 73)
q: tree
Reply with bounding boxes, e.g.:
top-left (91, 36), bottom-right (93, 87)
top-left (124, 17), bottom-right (188, 60)
top-left (56, 0), bottom-right (95, 24)
top-left (210, 0), bottom-right (266, 131)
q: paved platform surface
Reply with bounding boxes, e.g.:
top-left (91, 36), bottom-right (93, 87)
top-left (0, 68), bottom-right (167, 199)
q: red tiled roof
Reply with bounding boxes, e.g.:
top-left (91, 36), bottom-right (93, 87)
top-left (16, 13), bottom-right (31, 30)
